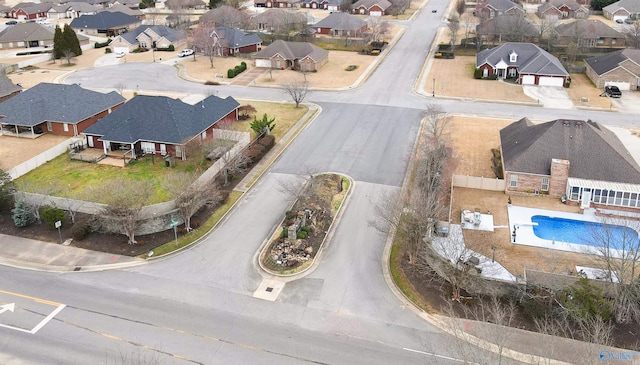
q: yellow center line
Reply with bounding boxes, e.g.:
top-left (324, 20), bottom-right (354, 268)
top-left (0, 289), bottom-right (61, 307)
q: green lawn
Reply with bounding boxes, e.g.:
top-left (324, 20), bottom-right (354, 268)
top-left (15, 102), bottom-right (309, 204)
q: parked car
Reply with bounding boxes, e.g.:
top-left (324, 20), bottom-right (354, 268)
top-left (625, 18), bottom-right (635, 24)
top-left (615, 18), bottom-right (624, 24)
top-left (5, 20), bottom-right (17, 25)
top-left (604, 85), bottom-right (622, 98)
top-left (432, 9), bottom-right (437, 12)
top-left (115, 51), bottom-right (126, 58)
top-left (177, 49), bottom-right (194, 57)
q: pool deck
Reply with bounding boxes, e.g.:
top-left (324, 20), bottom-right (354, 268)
top-left (507, 205), bottom-right (628, 257)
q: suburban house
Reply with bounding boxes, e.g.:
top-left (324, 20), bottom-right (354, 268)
top-left (0, 83), bottom-right (125, 138)
top-left (521, 0), bottom-right (589, 5)
top-left (554, 19), bottom-right (626, 49)
top-left (103, 4), bottom-right (144, 19)
top-left (476, 15), bottom-right (540, 45)
top-left (82, 95), bottom-right (240, 160)
top-left (210, 26), bottom-right (262, 56)
top-left (254, 0), bottom-right (302, 8)
top-left (0, 22), bottom-right (90, 49)
top-left (351, 0), bottom-right (392, 16)
top-left (313, 12), bottom-right (367, 37)
top-left (302, 0), bottom-right (340, 11)
top-left (253, 39), bottom-right (328, 71)
top-left (603, 0), bottom-right (640, 22)
top-left (70, 11), bottom-right (141, 36)
top-left (164, 0), bottom-right (207, 10)
top-left (584, 49), bottom-right (640, 90)
top-left (475, 0), bottom-right (524, 20)
top-left (537, 0), bottom-right (589, 19)
top-left (500, 118), bottom-right (640, 212)
top-left (9, 3), bottom-right (51, 20)
top-left (47, 2), bottom-right (99, 19)
top-left (250, 9), bottom-right (307, 33)
top-left (112, 0), bottom-right (141, 9)
top-left (476, 42), bottom-right (569, 86)
top-left (0, 74), bottom-right (22, 103)
top-left (110, 25), bottom-right (186, 53)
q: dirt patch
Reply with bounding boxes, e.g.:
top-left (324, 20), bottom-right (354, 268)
top-left (0, 134), bottom-right (71, 171)
top-left (567, 73), bottom-right (616, 110)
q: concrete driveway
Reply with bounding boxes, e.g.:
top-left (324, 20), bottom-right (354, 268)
top-left (611, 91), bottom-right (640, 114)
top-left (522, 85), bottom-right (573, 109)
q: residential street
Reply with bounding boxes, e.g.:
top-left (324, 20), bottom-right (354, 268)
top-left (2, 0), bottom-right (638, 363)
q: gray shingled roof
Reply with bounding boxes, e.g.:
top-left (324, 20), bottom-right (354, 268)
top-left (253, 39), bottom-right (328, 62)
top-left (212, 26), bottom-right (261, 48)
top-left (0, 74), bottom-right (22, 99)
top-left (70, 11), bottom-right (139, 29)
top-left (67, 2), bottom-right (100, 13)
top-left (83, 95), bottom-right (239, 145)
top-left (477, 0), bottom-right (523, 11)
top-left (351, 0), bottom-right (391, 10)
top-left (604, 0), bottom-right (640, 14)
top-left (0, 23), bottom-right (54, 43)
top-left (14, 3), bottom-right (52, 14)
top-left (584, 49), bottom-right (640, 76)
top-left (314, 12), bottom-right (366, 31)
top-left (476, 42), bottom-right (569, 77)
top-left (119, 25), bottom-right (186, 44)
top-left (476, 15), bottom-right (538, 37)
top-left (0, 83), bottom-right (125, 127)
top-left (103, 3), bottom-right (142, 16)
top-left (555, 19), bottom-right (624, 38)
top-left (500, 118), bottom-right (640, 184)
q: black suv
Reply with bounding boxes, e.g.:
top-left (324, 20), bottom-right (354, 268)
top-left (604, 86), bottom-right (622, 98)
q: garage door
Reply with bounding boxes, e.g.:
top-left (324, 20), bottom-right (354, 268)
top-left (613, 15), bottom-right (626, 22)
top-left (370, 10), bottom-right (382, 16)
top-left (113, 47), bottom-right (128, 55)
top-left (538, 77), bottom-right (564, 87)
top-left (255, 59), bottom-right (271, 68)
top-left (521, 75), bottom-right (535, 85)
top-left (605, 81), bottom-right (631, 91)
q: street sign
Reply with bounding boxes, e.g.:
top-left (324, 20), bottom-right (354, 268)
top-left (170, 220), bottom-right (179, 227)
top-left (54, 221), bottom-right (62, 228)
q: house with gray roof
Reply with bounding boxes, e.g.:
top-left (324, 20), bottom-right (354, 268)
top-left (537, 0), bottom-right (589, 19)
top-left (103, 4), bottom-right (144, 19)
top-left (109, 25), bottom-right (186, 53)
top-left (476, 15), bottom-right (539, 45)
top-left (10, 3), bottom-right (51, 20)
top-left (0, 22), bottom-right (90, 49)
top-left (83, 95), bottom-right (239, 160)
top-left (250, 9), bottom-right (307, 33)
top-left (554, 19), bottom-right (626, 49)
top-left (603, 0), bottom-right (640, 22)
top-left (500, 118), bottom-right (640, 211)
top-left (47, 2), bottom-right (99, 19)
top-left (70, 11), bottom-right (141, 36)
top-left (254, 0), bottom-right (301, 8)
top-left (313, 12), bottom-right (367, 37)
top-left (0, 74), bottom-right (22, 103)
top-left (585, 49), bottom-right (640, 90)
top-left (352, 0), bottom-right (391, 16)
top-left (253, 39), bottom-right (328, 71)
top-left (210, 26), bottom-right (262, 56)
top-left (303, 0), bottom-right (340, 11)
top-left (476, 42), bottom-right (569, 87)
top-left (0, 83), bottom-right (125, 138)
top-left (475, 0), bottom-right (524, 20)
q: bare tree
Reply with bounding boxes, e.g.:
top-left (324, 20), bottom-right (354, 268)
top-left (339, 0), bottom-right (352, 13)
top-left (282, 80), bottom-right (309, 108)
top-left (191, 25), bottom-right (217, 68)
top-left (199, 5), bottom-right (248, 27)
top-left (537, 16), bottom-right (559, 49)
top-left (387, 0), bottom-right (410, 16)
top-left (448, 15), bottom-right (460, 51)
top-left (565, 20), bottom-right (587, 63)
top-left (224, 0), bottom-right (243, 9)
top-left (63, 49), bottom-right (76, 66)
top-left (366, 17), bottom-right (390, 44)
top-left (626, 21), bottom-right (640, 49)
top-left (98, 178), bottom-right (154, 245)
top-left (163, 172), bottom-right (222, 232)
top-left (587, 217), bottom-right (640, 324)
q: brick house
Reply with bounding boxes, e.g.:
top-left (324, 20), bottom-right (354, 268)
top-left (109, 25), bottom-right (186, 54)
top-left (475, 0), bottom-right (524, 20)
top-left (0, 83), bottom-right (125, 138)
top-left (313, 12), bottom-right (367, 37)
top-left (83, 95), bottom-right (239, 160)
top-left (584, 49), bottom-right (640, 90)
top-left (253, 39), bottom-right (328, 71)
top-left (603, 0), bottom-right (640, 22)
top-left (554, 19), bottom-right (626, 49)
top-left (210, 26), bottom-right (262, 56)
top-left (351, 0), bottom-right (391, 16)
top-left (476, 15), bottom-right (540, 45)
top-left (10, 3), bottom-right (50, 20)
top-left (537, 0), bottom-right (589, 20)
top-left (500, 118), bottom-right (640, 211)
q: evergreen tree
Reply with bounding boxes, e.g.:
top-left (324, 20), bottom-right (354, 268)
top-left (53, 25), bottom-right (64, 59)
top-left (63, 24), bottom-right (82, 57)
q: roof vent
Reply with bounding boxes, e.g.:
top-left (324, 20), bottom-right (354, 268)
top-left (576, 121), bottom-right (583, 127)
top-left (563, 120), bottom-right (570, 126)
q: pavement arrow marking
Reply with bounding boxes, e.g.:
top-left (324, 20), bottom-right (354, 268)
top-left (0, 303), bottom-right (15, 314)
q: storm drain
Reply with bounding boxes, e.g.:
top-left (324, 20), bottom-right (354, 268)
top-left (266, 287), bottom-right (273, 292)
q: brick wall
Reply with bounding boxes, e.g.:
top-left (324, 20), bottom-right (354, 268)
top-left (549, 158), bottom-right (569, 197)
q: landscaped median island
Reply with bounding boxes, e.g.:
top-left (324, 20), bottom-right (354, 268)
top-left (259, 174), bottom-right (350, 276)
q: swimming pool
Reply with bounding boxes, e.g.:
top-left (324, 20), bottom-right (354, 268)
top-left (531, 215), bottom-right (638, 250)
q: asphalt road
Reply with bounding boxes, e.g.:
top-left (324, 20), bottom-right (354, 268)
top-left (4, 0), bottom-right (632, 363)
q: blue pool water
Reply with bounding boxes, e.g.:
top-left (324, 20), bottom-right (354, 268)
top-left (531, 215), bottom-right (638, 250)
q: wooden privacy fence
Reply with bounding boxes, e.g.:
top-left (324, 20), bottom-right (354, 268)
top-left (452, 174), bottom-right (505, 191)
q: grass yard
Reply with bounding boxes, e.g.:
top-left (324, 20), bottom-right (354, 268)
top-left (15, 101), bottom-right (309, 203)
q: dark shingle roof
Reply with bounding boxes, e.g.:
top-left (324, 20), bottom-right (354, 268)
top-left (0, 23), bottom-right (54, 42)
top-left (103, 4), bottom-right (143, 16)
top-left (0, 83), bottom-right (125, 127)
top-left (211, 26), bottom-right (261, 48)
top-left (83, 95), bottom-right (239, 144)
top-left (351, 0), bottom-right (391, 10)
top-left (253, 39), bottom-right (328, 62)
top-left (0, 74), bottom-right (22, 99)
top-left (604, 0), bottom-right (640, 14)
top-left (476, 42), bottom-right (568, 77)
top-left (555, 19), bottom-right (624, 39)
top-left (119, 25), bottom-right (186, 44)
top-left (477, 0), bottom-right (523, 11)
top-left (314, 12), bottom-right (366, 31)
top-left (584, 49), bottom-right (640, 76)
top-left (476, 15), bottom-right (538, 37)
top-left (500, 118), bottom-right (640, 184)
top-left (70, 11), bottom-right (139, 29)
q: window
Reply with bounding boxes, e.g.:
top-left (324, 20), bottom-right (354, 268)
top-left (46, 122), bottom-right (52, 131)
top-left (509, 174), bottom-right (518, 188)
top-left (201, 130), bottom-right (207, 140)
top-left (509, 52), bottom-right (517, 62)
top-left (541, 177), bottom-right (549, 191)
top-left (160, 144), bottom-right (166, 155)
top-left (141, 142), bottom-right (155, 153)
top-left (508, 68), bottom-right (516, 77)
top-left (63, 123), bottom-right (69, 132)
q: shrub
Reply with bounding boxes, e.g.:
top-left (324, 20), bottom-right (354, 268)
top-left (227, 69), bottom-right (235, 78)
top-left (105, 47), bottom-right (112, 54)
top-left (301, 226), bottom-right (310, 233)
top-left (94, 39), bottom-right (112, 48)
top-left (473, 68), bottom-right (482, 79)
top-left (12, 201), bottom-right (35, 227)
top-left (241, 61), bottom-right (247, 71)
top-left (491, 148), bottom-right (503, 179)
top-left (297, 230), bottom-right (308, 239)
top-left (234, 65), bottom-right (242, 74)
top-left (259, 134), bottom-right (275, 150)
top-left (285, 211), bottom-right (295, 220)
top-left (71, 218), bottom-right (91, 241)
top-left (42, 205), bottom-right (65, 229)
top-left (204, 80), bottom-right (220, 85)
